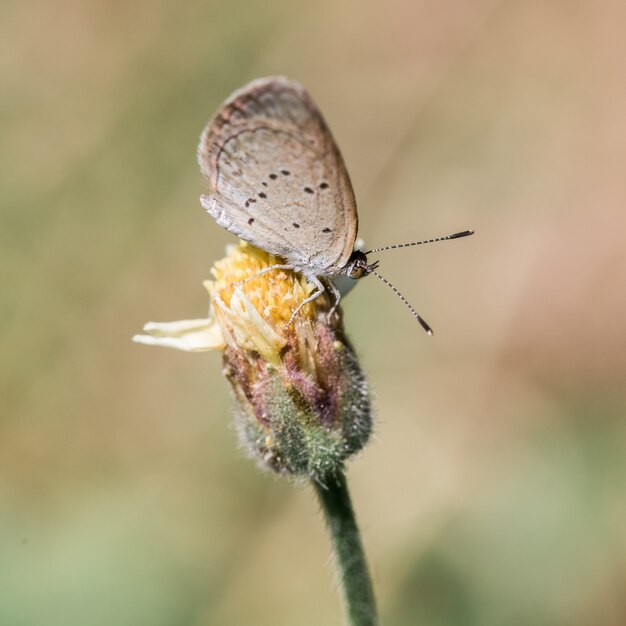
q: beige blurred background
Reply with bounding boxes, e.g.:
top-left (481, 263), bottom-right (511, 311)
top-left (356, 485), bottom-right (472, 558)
top-left (2, 1), bottom-right (625, 624)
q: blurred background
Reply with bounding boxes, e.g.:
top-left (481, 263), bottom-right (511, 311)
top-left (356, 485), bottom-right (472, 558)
top-left (2, 1), bottom-right (625, 624)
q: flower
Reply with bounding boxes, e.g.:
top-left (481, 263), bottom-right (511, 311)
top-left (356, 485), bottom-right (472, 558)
top-left (134, 242), bottom-right (372, 481)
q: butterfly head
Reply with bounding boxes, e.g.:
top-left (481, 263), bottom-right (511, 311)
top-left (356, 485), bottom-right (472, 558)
top-left (345, 250), bottom-right (379, 279)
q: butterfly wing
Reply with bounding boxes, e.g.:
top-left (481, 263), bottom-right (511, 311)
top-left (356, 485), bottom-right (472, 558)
top-left (197, 76), bottom-right (358, 275)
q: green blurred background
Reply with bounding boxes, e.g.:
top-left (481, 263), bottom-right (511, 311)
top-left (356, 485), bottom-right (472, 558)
top-left (2, 1), bottom-right (625, 624)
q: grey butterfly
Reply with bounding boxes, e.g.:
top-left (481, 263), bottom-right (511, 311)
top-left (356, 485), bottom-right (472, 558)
top-left (197, 76), bottom-right (473, 333)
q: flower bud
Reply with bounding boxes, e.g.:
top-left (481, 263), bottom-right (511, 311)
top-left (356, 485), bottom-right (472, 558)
top-left (134, 242), bottom-right (372, 481)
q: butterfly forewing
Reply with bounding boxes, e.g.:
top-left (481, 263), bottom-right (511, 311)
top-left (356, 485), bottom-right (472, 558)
top-left (197, 77), bottom-right (358, 275)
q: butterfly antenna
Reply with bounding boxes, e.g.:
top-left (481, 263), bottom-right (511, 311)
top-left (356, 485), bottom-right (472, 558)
top-left (370, 270), bottom-right (433, 335)
top-left (364, 229), bottom-right (474, 255)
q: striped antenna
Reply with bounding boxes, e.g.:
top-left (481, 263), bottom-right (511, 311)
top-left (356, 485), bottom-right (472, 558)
top-left (370, 270), bottom-right (433, 335)
top-left (365, 229), bottom-right (474, 255)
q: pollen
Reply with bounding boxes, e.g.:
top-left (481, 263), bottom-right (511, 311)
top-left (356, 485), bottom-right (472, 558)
top-left (201, 242), bottom-right (327, 366)
top-left (205, 242), bottom-right (320, 342)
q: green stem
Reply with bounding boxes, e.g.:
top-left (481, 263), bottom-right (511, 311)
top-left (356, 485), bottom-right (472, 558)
top-left (314, 470), bottom-right (379, 626)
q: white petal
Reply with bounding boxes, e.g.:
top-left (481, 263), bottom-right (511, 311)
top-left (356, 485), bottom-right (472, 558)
top-left (132, 318), bottom-right (224, 352)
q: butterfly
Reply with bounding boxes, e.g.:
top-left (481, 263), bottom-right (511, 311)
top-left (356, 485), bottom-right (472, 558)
top-left (197, 76), bottom-right (473, 333)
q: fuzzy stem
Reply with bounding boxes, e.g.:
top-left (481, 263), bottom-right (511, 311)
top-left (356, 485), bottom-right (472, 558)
top-left (314, 470), bottom-right (379, 626)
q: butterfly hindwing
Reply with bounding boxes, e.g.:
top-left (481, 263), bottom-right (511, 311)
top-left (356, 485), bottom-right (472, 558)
top-left (197, 77), bottom-right (358, 275)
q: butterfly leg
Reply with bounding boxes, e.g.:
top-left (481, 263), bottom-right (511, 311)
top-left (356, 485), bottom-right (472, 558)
top-left (233, 264), bottom-right (295, 286)
top-left (233, 267), bottom-right (329, 325)
top-left (287, 275), bottom-right (326, 326)
top-left (326, 279), bottom-right (341, 317)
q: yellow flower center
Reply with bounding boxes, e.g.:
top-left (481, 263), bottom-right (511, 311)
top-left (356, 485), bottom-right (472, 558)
top-left (206, 242), bottom-right (317, 326)
top-left (203, 242), bottom-right (326, 366)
